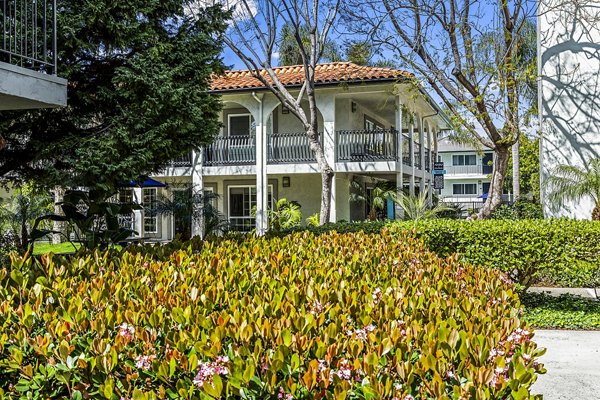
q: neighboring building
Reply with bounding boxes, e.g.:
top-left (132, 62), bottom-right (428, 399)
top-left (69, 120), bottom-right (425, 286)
top-left (124, 62), bottom-right (450, 240)
top-left (539, 0), bottom-right (600, 218)
top-left (0, 1), bottom-right (67, 110)
top-left (436, 137), bottom-right (494, 213)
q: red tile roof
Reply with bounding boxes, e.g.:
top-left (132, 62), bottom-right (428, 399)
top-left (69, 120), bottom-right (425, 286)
top-left (210, 62), bottom-right (413, 91)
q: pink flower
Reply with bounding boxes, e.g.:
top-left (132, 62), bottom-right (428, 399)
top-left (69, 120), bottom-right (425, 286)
top-left (372, 288), bottom-right (383, 304)
top-left (118, 323), bottom-right (135, 340)
top-left (135, 354), bottom-right (156, 370)
top-left (193, 356), bottom-right (231, 388)
top-left (278, 387), bottom-right (293, 400)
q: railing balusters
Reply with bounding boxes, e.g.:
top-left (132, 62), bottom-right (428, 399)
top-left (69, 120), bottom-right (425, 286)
top-left (335, 129), bottom-right (397, 162)
top-left (0, 0), bottom-right (57, 74)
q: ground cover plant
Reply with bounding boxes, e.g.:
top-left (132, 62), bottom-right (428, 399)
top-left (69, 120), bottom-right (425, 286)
top-left (0, 230), bottom-right (543, 399)
top-left (521, 292), bottom-right (600, 330)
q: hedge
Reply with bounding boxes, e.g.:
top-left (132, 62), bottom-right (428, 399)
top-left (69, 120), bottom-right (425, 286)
top-left (0, 231), bottom-right (543, 399)
top-left (289, 220), bottom-right (600, 288)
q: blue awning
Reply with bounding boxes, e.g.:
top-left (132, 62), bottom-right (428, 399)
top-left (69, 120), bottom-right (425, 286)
top-left (479, 193), bottom-right (488, 199)
top-left (121, 178), bottom-right (167, 188)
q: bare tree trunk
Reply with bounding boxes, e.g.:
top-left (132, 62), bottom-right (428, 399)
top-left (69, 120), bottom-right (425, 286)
top-left (479, 144), bottom-right (511, 218)
top-left (306, 125), bottom-right (334, 224)
top-left (52, 186), bottom-right (65, 244)
top-left (512, 136), bottom-right (520, 201)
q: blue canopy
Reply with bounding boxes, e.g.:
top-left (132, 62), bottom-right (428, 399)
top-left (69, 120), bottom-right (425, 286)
top-left (479, 193), bottom-right (488, 199)
top-left (121, 178), bottom-right (167, 188)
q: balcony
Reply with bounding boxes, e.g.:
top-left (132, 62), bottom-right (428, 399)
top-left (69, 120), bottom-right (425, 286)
top-left (0, 0), bottom-right (66, 109)
top-left (169, 152), bottom-right (193, 167)
top-left (336, 129), bottom-right (397, 162)
top-left (202, 130), bottom-right (428, 169)
top-left (445, 165), bottom-right (487, 175)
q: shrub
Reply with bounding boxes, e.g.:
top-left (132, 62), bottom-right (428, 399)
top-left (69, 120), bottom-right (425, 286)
top-left (294, 219), bottom-right (600, 288)
top-left (0, 231), bottom-right (543, 399)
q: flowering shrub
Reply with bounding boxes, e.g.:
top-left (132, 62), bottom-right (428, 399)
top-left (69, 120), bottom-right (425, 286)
top-left (0, 230), bottom-right (544, 399)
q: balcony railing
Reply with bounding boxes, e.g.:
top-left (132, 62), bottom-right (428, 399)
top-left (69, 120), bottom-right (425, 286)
top-left (204, 135), bottom-right (255, 166)
top-left (0, 0), bottom-right (57, 74)
top-left (413, 142), bottom-right (422, 169)
top-left (445, 165), bottom-right (486, 175)
top-left (336, 129), bottom-right (397, 162)
top-left (402, 135), bottom-right (411, 166)
top-left (268, 132), bottom-right (316, 164)
top-left (169, 152), bottom-right (193, 167)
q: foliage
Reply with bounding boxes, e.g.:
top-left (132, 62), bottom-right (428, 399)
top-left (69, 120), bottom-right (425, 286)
top-left (288, 219), bottom-right (600, 289)
top-left (544, 159), bottom-right (600, 219)
top-left (395, 192), bottom-right (451, 221)
top-left (268, 198), bottom-right (302, 231)
top-left (349, 180), bottom-right (397, 220)
top-left (504, 134), bottom-right (541, 200)
top-left (521, 292), bottom-right (600, 330)
top-left (0, 230), bottom-right (544, 399)
top-left (0, 3), bottom-right (228, 191)
top-left (33, 190), bottom-right (140, 250)
top-left (32, 242), bottom-right (81, 256)
top-left (492, 199), bottom-right (543, 220)
top-left (0, 186), bottom-right (53, 252)
top-left (305, 213), bottom-right (320, 228)
top-left (154, 186), bottom-right (227, 239)
top-left (278, 23), bottom-right (341, 66)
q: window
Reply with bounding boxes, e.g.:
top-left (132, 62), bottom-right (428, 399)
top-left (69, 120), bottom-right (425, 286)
top-left (118, 188), bottom-right (133, 204)
top-left (117, 188), bottom-right (135, 231)
top-left (453, 183), bottom-right (477, 195)
top-left (452, 154), bottom-right (477, 166)
top-left (364, 115), bottom-right (384, 131)
top-left (228, 114), bottom-right (253, 136)
top-left (143, 188), bottom-right (158, 233)
top-left (228, 185), bottom-right (273, 232)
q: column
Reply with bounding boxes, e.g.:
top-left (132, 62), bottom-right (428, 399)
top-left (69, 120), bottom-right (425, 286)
top-left (316, 95), bottom-right (336, 222)
top-left (419, 116), bottom-right (426, 193)
top-left (191, 149), bottom-right (204, 238)
top-left (426, 122), bottom-right (433, 203)
top-left (254, 102), bottom-right (268, 236)
top-left (409, 115), bottom-right (416, 196)
top-left (395, 96), bottom-right (404, 219)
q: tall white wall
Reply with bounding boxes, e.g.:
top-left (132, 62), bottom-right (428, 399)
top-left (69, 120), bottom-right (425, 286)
top-left (539, 0), bottom-right (600, 218)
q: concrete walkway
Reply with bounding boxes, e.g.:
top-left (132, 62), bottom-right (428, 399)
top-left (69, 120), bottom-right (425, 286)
top-left (532, 330), bottom-right (600, 399)
top-left (528, 287), bottom-right (599, 299)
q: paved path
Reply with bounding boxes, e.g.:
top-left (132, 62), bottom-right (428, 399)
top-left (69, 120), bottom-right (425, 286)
top-left (528, 287), bottom-right (599, 299)
top-left (532, 330), bottom-right (600, 399)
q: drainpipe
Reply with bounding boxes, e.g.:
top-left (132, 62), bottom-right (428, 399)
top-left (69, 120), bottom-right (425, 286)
top-left (252, 92), bottom-right (267, 235)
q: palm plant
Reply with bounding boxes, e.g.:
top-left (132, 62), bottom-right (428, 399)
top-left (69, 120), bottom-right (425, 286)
top-left (350, 180), bottom-right (398, 220)
top-left (395, 192), bottom-right (451, 221)
top-left (545, 160), bottom-right (600, 220)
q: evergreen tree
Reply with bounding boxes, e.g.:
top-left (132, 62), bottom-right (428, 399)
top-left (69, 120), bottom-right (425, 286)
top-left (0, 1), bottom-right (229, 192)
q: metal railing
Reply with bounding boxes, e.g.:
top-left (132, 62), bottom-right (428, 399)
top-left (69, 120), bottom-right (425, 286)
top-left (402, 135), bottom-right (411, 166)
top-left (204, 135), bottom-right (256, 166)
top-left (413, 142), bottom-right (422, 169)
top-left (445, 165), bottom-right (486, 175)
top-left (336, 129), bottom-right (397, 162)
top-left (169, 152), bottom-right (193, 167)
top-left (0, 0), bottom-right (57, 74)
top-left (268, 132), bottom-right (316, 164)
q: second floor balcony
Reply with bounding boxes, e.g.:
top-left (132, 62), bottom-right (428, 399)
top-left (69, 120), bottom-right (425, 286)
top-left (201, 129), bottom-right (433, 169)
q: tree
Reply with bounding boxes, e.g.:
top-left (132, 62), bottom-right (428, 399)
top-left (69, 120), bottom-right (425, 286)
top-left (278, 23), bottom-right (341, 66)
top-left (0, 2), bottom-right (228, 193)
top-left (350, 179), bottom-right (398, 220)
top-left (218, 0), bottom-right (341, 225)
top-left (544, 159), bottom-right (600, 220)
top-left (395, 192), bottom-right (450, 221)
top-left (343, 0), bottom-right (537, 218)
top-left (504, 132), bottom-right (540, 201)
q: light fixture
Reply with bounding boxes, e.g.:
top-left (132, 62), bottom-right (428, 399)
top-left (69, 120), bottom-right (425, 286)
top-left (351, 102), bottom-right (357, 113)
top-left (282, 176), bottom-right (291, 187)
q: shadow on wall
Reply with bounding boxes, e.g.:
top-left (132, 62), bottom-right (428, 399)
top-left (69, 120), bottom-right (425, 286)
top-left (540, 0), bottom-right (600, 217)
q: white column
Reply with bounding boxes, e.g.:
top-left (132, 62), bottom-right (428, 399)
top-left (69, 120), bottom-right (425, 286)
top-left (133, 187), bottom-right (144, 240)
top-left (409, 116), bottom-right (416, 196)
top-left (419, 116), bottom-right (426, 193)
top-left (254, 97), bottom-right (268, 236)
top-left (426, 122), bottom-right (433, 203)
top-left (191, 149), bottom-right (204, 238)
top-left (395, 97), bottom-right (404, 219)
top-left (317, 94), bottom-right (336, 223)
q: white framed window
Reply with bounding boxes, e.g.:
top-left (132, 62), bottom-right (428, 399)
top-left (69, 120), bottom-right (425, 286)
top-left (118, 188), bottom-right (134, 204)
top-left (228, 113), bottom-right (253, 136)
top-left (452, 154), bottom-right (477, 166)
top-left (453, 183), bottom-right (477, 195)
top-left (228, 185), bottom-right (273, 232)
top-left (143, 188), bottom-right (158, 233)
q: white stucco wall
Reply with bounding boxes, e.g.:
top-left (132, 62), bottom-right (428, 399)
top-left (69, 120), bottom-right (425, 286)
top-left (539, 0), bottom-right (600, 218)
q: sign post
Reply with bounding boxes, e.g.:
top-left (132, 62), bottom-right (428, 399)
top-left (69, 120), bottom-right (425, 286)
top-left (432, 161), bottom-right (445, 189)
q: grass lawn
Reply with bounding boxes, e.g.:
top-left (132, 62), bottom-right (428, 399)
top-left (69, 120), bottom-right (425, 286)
top-left (522, 292), bottom-right (600, 330)
top-left (32, 242), bottom-right (81, 255)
